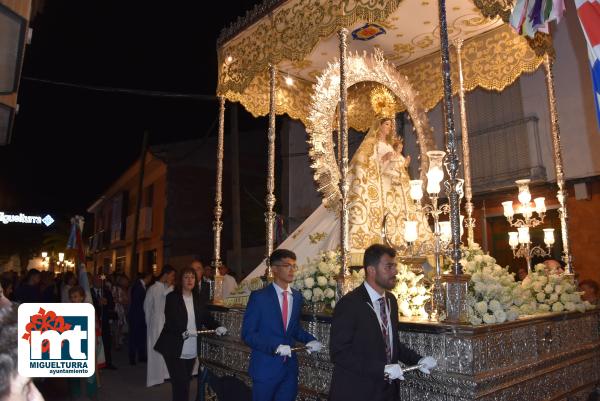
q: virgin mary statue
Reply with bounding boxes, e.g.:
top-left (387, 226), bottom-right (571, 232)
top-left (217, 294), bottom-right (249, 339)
top-left (244, 90), bottom-right (432, 281)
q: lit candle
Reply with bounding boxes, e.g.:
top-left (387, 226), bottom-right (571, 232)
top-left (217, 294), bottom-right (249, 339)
top-left (517, 184), bottom-right (531, 205)
top-left (439, 221), bottom-right (451, 242)
top-left (543, 228), bottom-right (555, 246)
top-left (426, 171), bottom-right (442, 194)
top-left (41, 252), bottom-right (48, 259)
top-left (534, 197), bottom-right (546, 214)
top-left (517, 227), bottom-right (530, 244)
top-left (58, 252), bottom-right (65, 262)
top-left (404, 220), bottom-right (418, 243)
top-left (426, 150), bottom-right (446, 194)
top-left (508, 232), bottom-right (519, 247)
top-left (459, 215), bottom-right (465, 239)
top-left (409, 180), bottom-right (423, 201)
top-left (502, 201), bottom-right (514, 218)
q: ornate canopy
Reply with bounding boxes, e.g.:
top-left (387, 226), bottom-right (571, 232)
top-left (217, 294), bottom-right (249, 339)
top-left (216, 0), bottom-right (547, 129)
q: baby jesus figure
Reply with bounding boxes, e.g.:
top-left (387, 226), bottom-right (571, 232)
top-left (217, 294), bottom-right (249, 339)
top-left (382, 138), bottom-right (411, 182)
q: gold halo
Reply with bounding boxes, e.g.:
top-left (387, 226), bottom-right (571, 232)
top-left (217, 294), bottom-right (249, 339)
top-left (370, 86), bottom-right (396, 119)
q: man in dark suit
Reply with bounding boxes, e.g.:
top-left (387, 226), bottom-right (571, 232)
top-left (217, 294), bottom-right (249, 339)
top-left (329, 244), bottom-right (437, 401)
top-left (242, 249), bottom-right (323, 401)
top-left (191, 259), bottom-right (211, 303)
top-left (128, 271), bottom-right (153, 365)
top-left (91, 274), bottom-right (117, 370)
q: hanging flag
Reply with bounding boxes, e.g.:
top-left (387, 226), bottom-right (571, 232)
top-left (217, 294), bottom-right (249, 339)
top-left (66, 215), bottom-right (86, 264)
top-left (575, 0), bottom-right (600, 129)
top-left (510, 0), bottom-right (565, 37)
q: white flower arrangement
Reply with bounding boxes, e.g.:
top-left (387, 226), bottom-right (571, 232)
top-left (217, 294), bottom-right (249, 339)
top-left (293, 249), bottom-right (340, 310)
top-left (391, 263), bottom-right (430, 318)
top-left (461, 243), bottom-right (522, 325)
top-left (522, 263), bottom-right (594, 314)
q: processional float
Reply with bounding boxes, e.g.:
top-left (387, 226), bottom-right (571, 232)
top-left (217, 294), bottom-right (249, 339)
top-left (197, 1), bottom-right (599, 400)
top-left (211, 0), bottom-right (574, 321)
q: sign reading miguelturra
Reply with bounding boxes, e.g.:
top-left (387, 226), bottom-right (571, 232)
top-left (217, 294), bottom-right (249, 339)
top-left (0, 211), bottom-right (54, 227)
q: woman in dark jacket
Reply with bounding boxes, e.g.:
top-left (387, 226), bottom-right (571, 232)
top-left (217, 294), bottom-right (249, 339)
top-left (154, 267), bottom-right (227, 401)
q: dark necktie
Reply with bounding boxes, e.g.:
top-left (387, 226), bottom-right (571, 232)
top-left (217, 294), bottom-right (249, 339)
top-left (378, 297), bottom-right (392, 363)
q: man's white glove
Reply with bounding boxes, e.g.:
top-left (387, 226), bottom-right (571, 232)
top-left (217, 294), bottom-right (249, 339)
top-left (215, 326), bottom-right (227, 336)
top-left (384, 364), bottom-right (405, 381)
top-left (418, 356), bottom-right (437, 374)
top-left (275, 345), bottom-right (292, 357)
top-left (306, 340), bottom-right (322, 354)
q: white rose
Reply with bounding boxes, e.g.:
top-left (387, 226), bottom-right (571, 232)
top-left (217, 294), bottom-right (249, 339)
top-left (494, 309), bottom-right (507, 323)
top-left (536, 292), bottom-right (546, 303)
top-left (506, 310), bottom-right (519, 322)
top-left (489, 299), bottom-right (502, 312)
top-left (520, 303), bottom-right (533, 315)
top-left (554, 285), bottom-right (562, 295)
top-left (471, 272), bottom-right (483, 283)
top-left (318, 262), bottom-right (329, 274)
top-left (474, 282), bottom-right (486, 294)
top-left (522, 276), bottom-right (533, 289)
top-left (482, 313), bottom-right (496, 324)
top-left (399, 300), bottom-right (412, 317)
top-left (324, 288), bottom-right (335, 299)
top-left (559, 293), bottom-right (570, 303)
top-left (398, 282), bottom-right (409, 294)
top-left (548, 293), bottom-right (558, 304)
top-left (551, 302), bottom-right (564, 312)
top-left (329, 277), bottom-right (337, 287)
top-left (564, 302), bottom-right (576, 312)
top-left (570, 293), bottom-right (582, 303)
top-left (412, 295), bottom-right (427, 306)
top-left (317, 276), bottom-right (328, 287)
top-left (331, 300), bottom-right (336, 309)
top-left (538, 304), bottom-right (551, 312)
top-left (583, 301), bottom-right (594, 310)
top-left (544, 284), bottom-right (554, 294)
top-left (576, 303), bottom-right (586, 313)
top-left (533, 282), bottom-right (543, 293)
top-left (474, 255), bottom-right (483, 263)
top-left (538, 276), bottom-right (548, 286)
top-left (475, 301), bottom-right (488, 315)
top-left (417, 286), bottom-right (426, 296)
top-left (302, 289), bottom-right (312, 301)
top-left (470, 315), bottom-right (483, 325)
top-left (304, 277), bottom-right (315, 289)
top-left (312, 287), bottom-right (324, 300)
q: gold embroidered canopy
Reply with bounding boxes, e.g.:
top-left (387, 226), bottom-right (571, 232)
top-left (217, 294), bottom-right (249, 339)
top-left (216, 0), bottom-right (547, 130)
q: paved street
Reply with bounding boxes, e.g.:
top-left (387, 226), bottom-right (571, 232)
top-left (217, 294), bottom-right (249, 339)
top-left (37, 347), bottom-right (176, 401)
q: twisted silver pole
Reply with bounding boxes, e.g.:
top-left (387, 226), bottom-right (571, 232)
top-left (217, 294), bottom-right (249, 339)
top-left (455, 39), bottom-right (475, 247)
top-left (437, 0), bottom-right (469, 323)
top-left (265, 64), bottom-right (277, 278)
top-left (338, 28), bottom-right (349, 293)
top-left (212, 97), bottom-right (226, 269)
top-left (543, 55), bottom-right (574, 276)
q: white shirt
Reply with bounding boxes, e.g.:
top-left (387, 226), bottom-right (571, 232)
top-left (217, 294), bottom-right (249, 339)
top-left (180, 293), bottom-right (197, 359)
top-left (364, 282), bottom-right (394, 357)
top-left (273, 283), bottom-right (293, 329)
top-left (221, 274), bottom-right (237, 298)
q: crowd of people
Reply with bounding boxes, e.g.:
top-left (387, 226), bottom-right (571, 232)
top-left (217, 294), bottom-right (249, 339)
top-left (0, 259), bottom-right (230, 401)
top-left (0, 252), bottom-right (598, 401)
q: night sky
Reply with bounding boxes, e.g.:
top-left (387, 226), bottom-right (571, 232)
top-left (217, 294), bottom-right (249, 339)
top-left (0, 1), bottom-right (264, 257)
